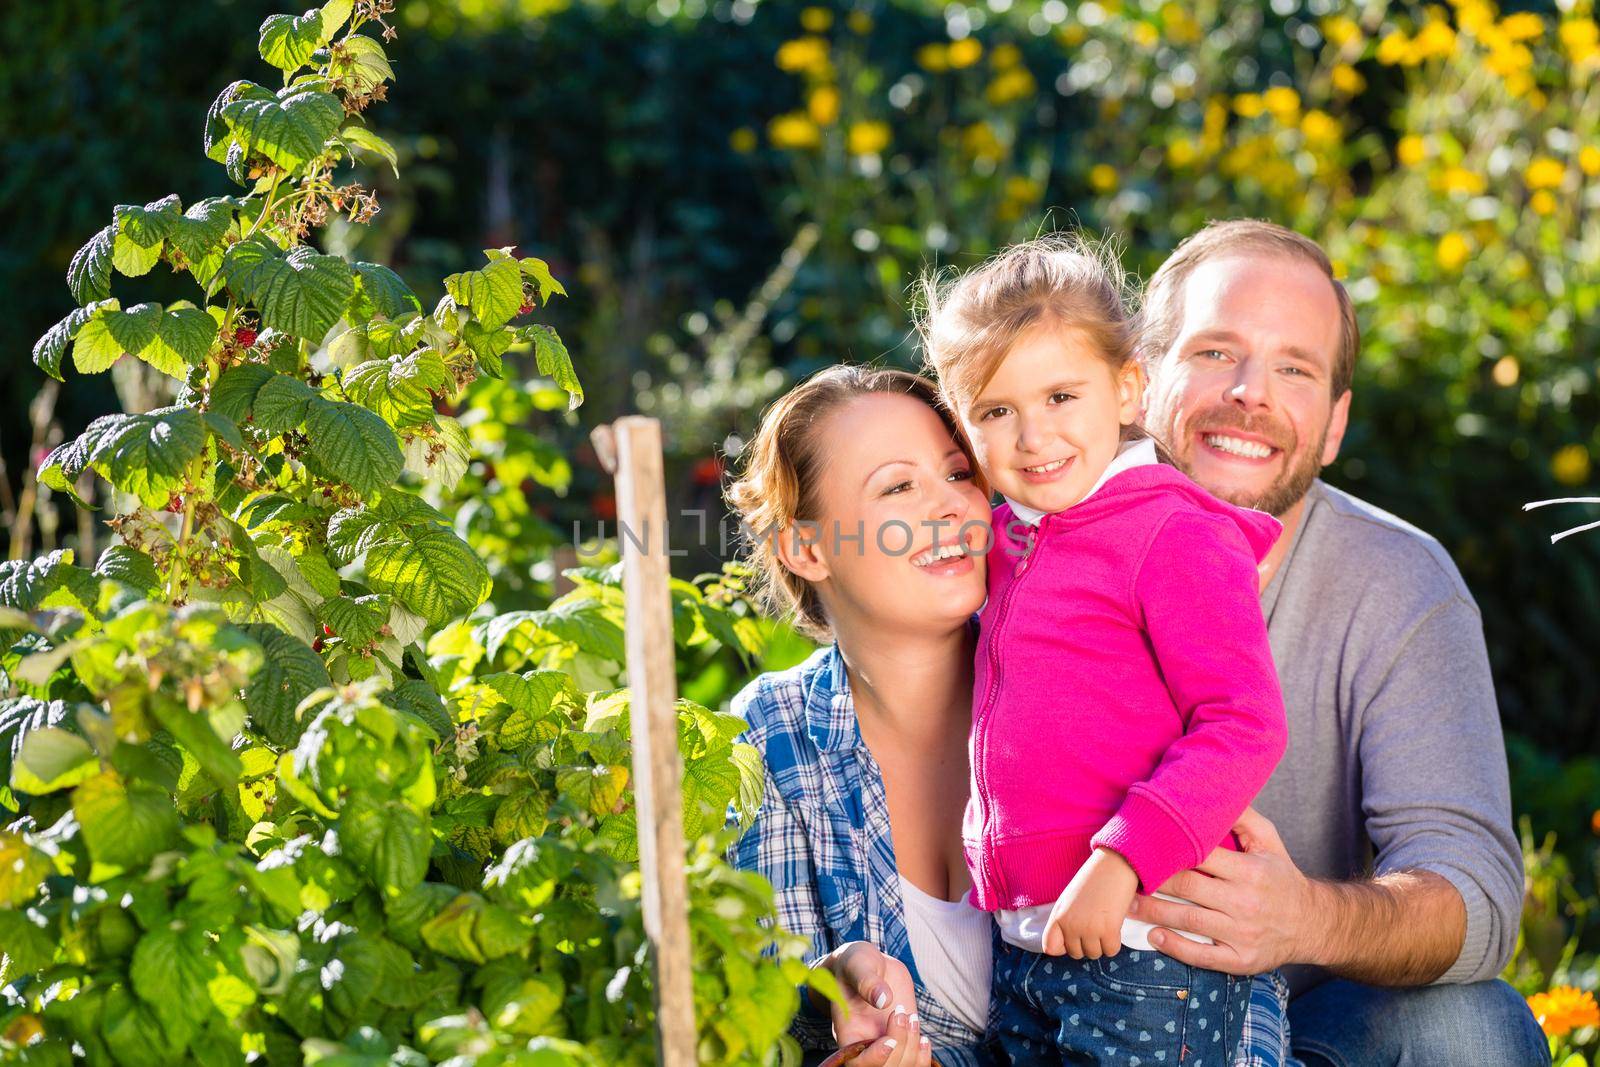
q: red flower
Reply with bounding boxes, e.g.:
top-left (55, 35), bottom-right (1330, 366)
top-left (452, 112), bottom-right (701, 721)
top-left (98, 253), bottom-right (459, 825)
top-left (592, 493), bottom-right (617, 521)
top-left (691, 455), bottom-right (725, 487)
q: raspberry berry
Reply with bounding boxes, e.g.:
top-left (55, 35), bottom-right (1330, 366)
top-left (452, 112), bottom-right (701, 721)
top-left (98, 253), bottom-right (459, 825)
top-left (235, 327), bottom-right (258, 348)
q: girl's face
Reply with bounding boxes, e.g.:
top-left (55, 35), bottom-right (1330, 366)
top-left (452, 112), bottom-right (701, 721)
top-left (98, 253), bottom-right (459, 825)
top-left (777, 392), bottom-right (992, 639)
top-left (961, 323), bottom-right (1144, 515)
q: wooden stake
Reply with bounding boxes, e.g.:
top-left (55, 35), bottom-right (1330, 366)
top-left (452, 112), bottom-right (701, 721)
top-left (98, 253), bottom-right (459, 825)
top-left (590, 417), bottom-right (697, 1066)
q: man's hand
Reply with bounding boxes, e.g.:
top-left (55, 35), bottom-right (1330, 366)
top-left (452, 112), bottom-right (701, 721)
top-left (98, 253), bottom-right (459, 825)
top-left (1045, 847), bottom-right (1140, 959)
top-left (1127, 806), bottom-right (1317, 974)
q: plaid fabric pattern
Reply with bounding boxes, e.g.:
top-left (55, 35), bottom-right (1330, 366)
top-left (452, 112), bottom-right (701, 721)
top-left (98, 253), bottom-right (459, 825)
top-left (728, 643), bottom-right (1291, 1067)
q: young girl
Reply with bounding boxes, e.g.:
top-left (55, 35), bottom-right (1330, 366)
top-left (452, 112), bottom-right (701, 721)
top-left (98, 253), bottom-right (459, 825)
top-left (920, 235), bottom-right (1290, 1067)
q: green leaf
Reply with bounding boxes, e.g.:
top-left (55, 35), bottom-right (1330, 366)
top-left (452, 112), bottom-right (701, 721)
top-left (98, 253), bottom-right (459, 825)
top-left (339, 795), bottom-right (431, 895)
top-left (222, 84), bottom-right (345, 173)
top-left (462, 320), bottom-right (512, 378)
top-left (112, 230), bottom-right (163, 278)
top-left (352, 261), bottom-right (421, 319)
top-left (68, 224), bottom-right (115, 304)
top-left (225, 242), bottom-right (355, 342)
top-left (148, 694), bottom-right (244, 788)
top-left (114, 195), bottom-right (182, 249)
top-left (516, 256), bottom-right (567, 303)
top-left (205, 81), bottom-right (272, 164)
top-left (73, 301), bottom-right (154, 374)
top-left (32, 304), bottom-right (97, 381)
top-left (241, 624), bottom-right (331, 746)
top-left (302, 398), bottom-right (405, 495)
top-left (556, 764), bottom-right (629, 818)
top-left (74, 407), bottom-right (207, 506)
top-left (167, 198), bottom-right (237, 279)
top-left (204, 410), bottom-right (244, 451)
top-left (102, 982), bottom-right (187, 1066)
top-left (444, 257), bottom-right (523, 331)
top-left (0, 909), bottom-right (55, 980)
top-left (331, 34), bottom-right (393, 94)
top-left (151, 302), bottom-right (220, 369)
top-left (0, 550), bottom-right (98, 613)
top-left (72, 770), bottom-right (180, 870)
top-left (344, 350), bottom-right (448, 427)
top-left (255, 374), bottom-right (321, 433)
top-left (12, 726), bottom-right (98, 794)
top-left (359, 516), bottom-right (491, 625)
top-left (94, 545), bottom-right (163, 593)
top-left (259, 0), bottom-right (349, 73)
top-left (522, 324), bottom-right (583, 410)
top-left (342, 126), bottom-right (399, 177)
top-left (418, 891), bottom-right (530, 963)
top-left (211, 363), bottom-right (275, 423)
top-left (129, 926), bottom-right (215, 1047)
top-left (317, 594), bottom-right (388, 646)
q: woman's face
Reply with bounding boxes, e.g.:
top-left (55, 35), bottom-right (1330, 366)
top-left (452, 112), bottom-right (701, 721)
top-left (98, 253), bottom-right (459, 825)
top-left (780, 392), bottom-right (992, 639)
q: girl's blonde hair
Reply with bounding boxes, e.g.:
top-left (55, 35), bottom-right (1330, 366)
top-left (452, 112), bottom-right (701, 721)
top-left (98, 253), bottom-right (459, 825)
top-left (916, 233), bottom-right (1144, 426)
top-left (724, 365), bottom-right (984, 642)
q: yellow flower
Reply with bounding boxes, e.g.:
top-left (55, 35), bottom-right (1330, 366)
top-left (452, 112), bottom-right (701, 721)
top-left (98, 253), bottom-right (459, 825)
top-left (1233, 92), bottom-right (1265, 118)
top-left (808, 85), bottom-right (840, 126)
top-left (1412, 20), bottom-right (1457, 60)
top-left (1331, 64), bottom-right (1366, 94)
top-left (1163, 4), bottom-right (1200, 45)
top-left (1376, 30), bottom-right (1411, 65)
top-left (947, 37), bottom-right (984, 68)
top-left (1561, 18), bottom-right (1600, 63)
top-left (1547, 449), bottom-right (1594, 490)
top-left (1089, 163), bottom-right (1119, 193)
top-left (1264, 86), bottom-right (1301, 121)
top-left (1491, 356), bottom-right (1519, 387)
top-left (1167, 137), bottom-right (1199, 167)
top-left (1530, 190), bottom-right (1557, 215)
top-left (1458, 1), bottom-right (1495, 36)
top-left (916, 42), bottom-right (949, 72)
top-left (846, 120), bottom-right (890, 156)
top-left (1525, 156), bottom-right (1566, 189)
top-left (1580, 145), bottom-right (1600, 176)
top-left (1301, 110), bottom-right (1341, 148)
top-left (962, 122), bottom-right (1004, 161)
top-left (1132, 22), bottom-right (1160, 49)
top-left (991, 43), bottom-right (1023, 69)
top-left (986, 68), bottom-right (1037, 106)
top-left (1397, 134), bottom-right (1428, 167)
top-left (800, 6), bottom-right (832, 32)
top-left (1005, 175), bottom-right (1043, 201)
top-left (1499, 12), bottom-right (1544, 42)
top-left (848, 11), bottom-right (873, 34)
top-left (1487, 42), bottom-right (1535, 77)
top-left (729, 127), bottom-right (757, 154)
top-left (768, 112), bottom-right (821, 150)
top-left (1058, 24), bottom-right (1087, 48)
top-left (1435, 232), bottom-right (1470, 271)
top-left (776, 36), bottom-right (831, 75)
top-left (1322, 16), bottom-right (1361, 48)
top-left (1439, 167), bottom-right (1487, 196)
top-left (1592, 808), bottom-right (1600, 836)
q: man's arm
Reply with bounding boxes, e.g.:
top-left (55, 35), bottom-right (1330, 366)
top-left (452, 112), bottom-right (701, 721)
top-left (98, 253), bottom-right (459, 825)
top-left (1129, 807), bottom-right (1467, 984)
top-left (1133, 592), bottom-right (1522, 984)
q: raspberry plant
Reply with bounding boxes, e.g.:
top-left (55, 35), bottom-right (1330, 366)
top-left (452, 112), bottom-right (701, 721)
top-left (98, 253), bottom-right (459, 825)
top-left (1, 2), bottom-right (818, 1063)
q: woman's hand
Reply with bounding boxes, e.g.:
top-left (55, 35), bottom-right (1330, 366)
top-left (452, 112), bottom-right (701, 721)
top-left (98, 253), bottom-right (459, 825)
top-left (820, 1005), bottom-right (934, 1067)
top-left (1044, 847), bottom-right (1140, 958)
top-left (813, 941), bottom-right (919, 1047)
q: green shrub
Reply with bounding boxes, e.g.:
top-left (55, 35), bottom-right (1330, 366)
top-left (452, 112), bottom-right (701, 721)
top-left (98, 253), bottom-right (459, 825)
top-left (0, 2), bottom-right (819, 1062)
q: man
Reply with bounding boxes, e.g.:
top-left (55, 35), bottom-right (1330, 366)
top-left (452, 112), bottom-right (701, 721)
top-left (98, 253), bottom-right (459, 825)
top-left (1133, 219), bottom-right (1548, 1066)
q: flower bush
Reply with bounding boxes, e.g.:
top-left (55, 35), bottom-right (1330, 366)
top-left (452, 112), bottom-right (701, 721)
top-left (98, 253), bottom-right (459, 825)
top-left (0, 2), bottom-right (823, 1062)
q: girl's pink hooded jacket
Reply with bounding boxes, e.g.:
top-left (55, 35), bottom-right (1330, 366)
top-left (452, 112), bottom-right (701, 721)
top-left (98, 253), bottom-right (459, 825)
top-left (964, 462), bottom-right (1288, 912)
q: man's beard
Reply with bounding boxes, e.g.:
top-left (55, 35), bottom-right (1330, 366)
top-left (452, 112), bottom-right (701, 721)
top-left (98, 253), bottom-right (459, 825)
top-left (1165, 405), bottom-right (1327, 518)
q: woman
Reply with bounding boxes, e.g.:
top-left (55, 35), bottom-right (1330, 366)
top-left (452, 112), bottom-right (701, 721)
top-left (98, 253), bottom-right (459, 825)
top-left (725, 365), bottom-right (1289, 1067)
top-left (727, 366), bottom-right (994, 1067)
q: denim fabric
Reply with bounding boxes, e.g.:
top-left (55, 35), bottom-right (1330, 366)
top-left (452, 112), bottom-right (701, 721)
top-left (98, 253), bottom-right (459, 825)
top-left (987, 935), bottom-right (1254, 1066)
top-left (1287, 978), bottom-right (1549, 1067)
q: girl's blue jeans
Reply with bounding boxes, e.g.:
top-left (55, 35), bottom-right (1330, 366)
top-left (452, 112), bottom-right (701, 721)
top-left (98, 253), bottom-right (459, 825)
top-left (985, 935), bottom-right (1252, 1066)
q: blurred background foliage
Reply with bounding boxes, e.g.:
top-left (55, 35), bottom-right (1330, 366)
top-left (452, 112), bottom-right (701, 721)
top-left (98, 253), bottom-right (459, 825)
top-left (4, 0), bottom-right (1599, 1042)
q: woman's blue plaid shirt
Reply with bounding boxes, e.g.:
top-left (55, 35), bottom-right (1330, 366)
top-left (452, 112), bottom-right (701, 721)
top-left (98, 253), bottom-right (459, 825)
top-left (727, 644), bottom-right (1292, 1067)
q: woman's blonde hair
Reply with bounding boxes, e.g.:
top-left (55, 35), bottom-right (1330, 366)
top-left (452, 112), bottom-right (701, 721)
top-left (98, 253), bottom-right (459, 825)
top-left (916, 232), bottom-right (1144, 428)
top-left (724, 365), bottom-right (983, 642)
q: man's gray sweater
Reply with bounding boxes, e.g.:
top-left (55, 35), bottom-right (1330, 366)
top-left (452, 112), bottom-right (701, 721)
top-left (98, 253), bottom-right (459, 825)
top-left (1256, 480), bottom-right (1523, 995)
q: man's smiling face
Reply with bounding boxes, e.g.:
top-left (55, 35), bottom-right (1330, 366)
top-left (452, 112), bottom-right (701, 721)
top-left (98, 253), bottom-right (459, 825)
top-left (1143, 254), bottom-right (1351, 517)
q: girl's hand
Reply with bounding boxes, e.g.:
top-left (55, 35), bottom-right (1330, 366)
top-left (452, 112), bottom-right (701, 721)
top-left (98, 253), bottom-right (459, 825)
top-left (815, 941), bottom-right (919, 1048)
top-left (1044, 847), bottom-right (1140, 959)
top-left (822, 1005), bottom-right (935, 1067)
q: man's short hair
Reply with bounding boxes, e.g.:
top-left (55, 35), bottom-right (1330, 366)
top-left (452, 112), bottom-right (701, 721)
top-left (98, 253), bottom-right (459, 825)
top-left (1139, 219), bottom-right (1360, 399)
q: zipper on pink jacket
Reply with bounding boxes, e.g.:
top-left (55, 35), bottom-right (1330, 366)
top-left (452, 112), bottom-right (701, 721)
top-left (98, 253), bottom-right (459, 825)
top-left (972, 521), bottom-right (1038, 907)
